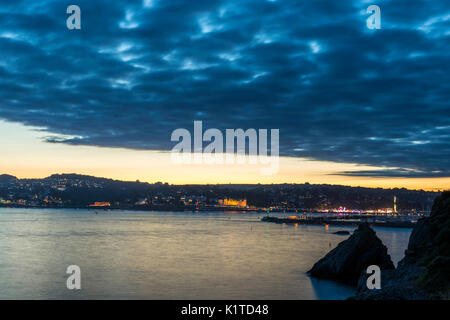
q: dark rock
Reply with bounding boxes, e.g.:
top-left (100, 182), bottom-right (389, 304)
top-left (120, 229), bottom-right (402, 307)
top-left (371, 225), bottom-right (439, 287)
top-left (308, 223), bottom-right (395, 285)
top-left (333, 231), bottom-right (350, 235)
top-left (353, 191), bottom-right (450, 300)
top-left (398, 217), bottom-right (433, 266)
top-left (353, 264), bottom-right (429, 300)
top-left (412, 191), bottom-right (450, 295)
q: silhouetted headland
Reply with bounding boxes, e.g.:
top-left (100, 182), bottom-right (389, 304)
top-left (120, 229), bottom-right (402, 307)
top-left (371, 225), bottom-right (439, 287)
top-left (307, 191), bottom-right (450, 299)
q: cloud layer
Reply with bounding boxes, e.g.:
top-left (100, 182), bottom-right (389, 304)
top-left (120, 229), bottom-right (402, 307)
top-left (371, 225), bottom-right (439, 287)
top-left (0, 0), bottom-right (449, 177)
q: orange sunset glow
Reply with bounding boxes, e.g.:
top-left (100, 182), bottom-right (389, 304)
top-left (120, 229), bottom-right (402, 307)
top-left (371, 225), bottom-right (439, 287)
top-left (1, 120), bottom-right (447, 191)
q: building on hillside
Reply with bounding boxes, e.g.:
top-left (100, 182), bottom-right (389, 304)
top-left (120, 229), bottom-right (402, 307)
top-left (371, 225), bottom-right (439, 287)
top-left (218, 198), bottom-right (247, 208)
top-left (88, 202), bottom-right (111, 207)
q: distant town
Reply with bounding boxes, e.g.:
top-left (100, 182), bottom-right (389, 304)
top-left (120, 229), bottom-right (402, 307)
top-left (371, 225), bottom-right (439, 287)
top-left (0, 173), bottom-right (439, 214)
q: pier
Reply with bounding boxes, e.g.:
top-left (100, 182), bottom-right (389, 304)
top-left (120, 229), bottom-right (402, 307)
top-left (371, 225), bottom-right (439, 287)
top-left (261, 215), bottom-right (418, 228)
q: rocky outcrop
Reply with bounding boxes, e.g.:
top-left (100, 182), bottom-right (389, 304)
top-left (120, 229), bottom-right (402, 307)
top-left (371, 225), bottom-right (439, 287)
top-left (354, 191), bottom-right (450, 300)
top-left (308, 223), bottom-right (395, 285)
top-left (354, 263), bottom-right (430, 300)
top-left (406, 191), bottom-right (450, 294)
top-left (333, 231), bottom-right (350, 235)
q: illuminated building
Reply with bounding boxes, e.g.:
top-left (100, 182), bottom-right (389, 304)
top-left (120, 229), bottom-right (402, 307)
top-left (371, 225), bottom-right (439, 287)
top-left (218, 198), bottom-right (247, 208)
top-left (394, 196), bottom-right (397, 214)
top-left (88, 202), bottom-right (111, 207)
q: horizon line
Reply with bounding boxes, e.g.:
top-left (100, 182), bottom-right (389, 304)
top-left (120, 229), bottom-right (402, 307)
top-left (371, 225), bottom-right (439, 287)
top-left (1, 172), bottom-right (445, 193)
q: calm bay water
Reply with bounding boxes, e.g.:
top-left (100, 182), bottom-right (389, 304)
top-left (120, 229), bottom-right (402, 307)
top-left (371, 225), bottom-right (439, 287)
top-left (0, 208), bottom-right (411, 300)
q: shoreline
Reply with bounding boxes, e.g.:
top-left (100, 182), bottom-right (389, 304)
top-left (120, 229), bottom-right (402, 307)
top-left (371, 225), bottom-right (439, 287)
top-left (261, 215), bottom-right (417, 228)
top-left (0, 204), bottom-right (425, 215)
top-left (0, 205), bottom-right (423, 223)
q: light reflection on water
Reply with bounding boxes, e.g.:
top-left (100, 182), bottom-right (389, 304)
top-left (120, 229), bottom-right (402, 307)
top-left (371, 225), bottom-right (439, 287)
top-left (0, 208), bottom-right (411, 299)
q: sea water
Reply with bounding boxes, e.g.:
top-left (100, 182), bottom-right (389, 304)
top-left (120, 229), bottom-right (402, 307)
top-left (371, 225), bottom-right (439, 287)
top-left (0, 208), bottom-right (411, 299)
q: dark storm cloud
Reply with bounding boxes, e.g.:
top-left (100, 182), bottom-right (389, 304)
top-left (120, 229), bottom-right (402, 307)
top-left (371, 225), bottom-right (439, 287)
top-left (0, 0), bottom-right (448, 177)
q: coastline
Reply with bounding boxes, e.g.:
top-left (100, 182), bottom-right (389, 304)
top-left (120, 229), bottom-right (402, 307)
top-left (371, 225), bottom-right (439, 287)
top-left (261, 215), bottom-right (418, 228)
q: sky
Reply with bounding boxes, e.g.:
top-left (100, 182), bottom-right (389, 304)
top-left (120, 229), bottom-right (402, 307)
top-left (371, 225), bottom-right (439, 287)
top-left (0, 0), bottom-right (449, 190)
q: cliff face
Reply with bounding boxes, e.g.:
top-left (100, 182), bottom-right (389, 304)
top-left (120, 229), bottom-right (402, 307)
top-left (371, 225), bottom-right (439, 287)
top-left (308, 223), bottom-right (395, 285)
top-left (409, 191), bottom-right (450, 295)
top-left (355, 191), bottom-right (450, 300)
